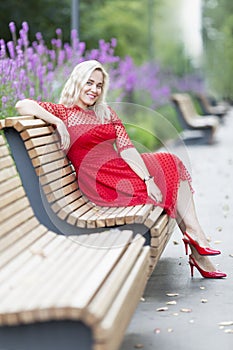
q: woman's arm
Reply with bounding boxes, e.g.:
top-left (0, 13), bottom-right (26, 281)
top-left (120, 147), bottom-right (163, 203)
top-left (15, 99), bottom-right (70, 150)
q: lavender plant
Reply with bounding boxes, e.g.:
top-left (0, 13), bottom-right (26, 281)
top-left (0, 22), bottom-right (203, 119)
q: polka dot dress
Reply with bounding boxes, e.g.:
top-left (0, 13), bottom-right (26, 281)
top-left (38, 102), bottom-right (193, 218)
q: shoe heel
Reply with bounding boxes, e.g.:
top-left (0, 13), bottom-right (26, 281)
top-left (183, 239), bottom-right (189, 255)
top-left (189, 261), bottom-right (194, 277)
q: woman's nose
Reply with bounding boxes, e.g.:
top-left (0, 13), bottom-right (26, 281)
top-left (91, 84), bottom-right (97, 92)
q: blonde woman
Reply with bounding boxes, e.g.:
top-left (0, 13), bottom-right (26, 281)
top-left (16, 60), bottom-right (226, 279)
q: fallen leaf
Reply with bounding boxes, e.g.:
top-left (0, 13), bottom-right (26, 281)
top-left (134, 344), bottom-right (144, 349)
top-left (156, 307), bottom-right (168, 312)
top-left (219, 321), bottom-right (233, 326)
top-left (30, 248), bottom-right (47, 258)
top-left (140, 297), bottom-right (145, 302)
top-left (154, 328), bottom-right (161, 334)
top-left (166, 301), bottom-right (177, 305)
top-left (166, 293), bottom-right (179, 297)
top-left (224, 329), bottom-right (233, 334)
top-left (222, 204), bottom-right (230, 212)
top-left (180, 308), bottom-right (192, 313)
top-left (214, 240), bottom-right (222, 244)
top-left (201, 299), bottom-right (208, 303)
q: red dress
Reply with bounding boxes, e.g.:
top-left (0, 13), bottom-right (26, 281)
top-left (38, 102), bottom-right (192, 218)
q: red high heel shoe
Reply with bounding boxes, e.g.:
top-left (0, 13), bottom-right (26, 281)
top-left (189, 255), bottom-right (227, 279)
top-left (183, 232), bottom-right (221, 256)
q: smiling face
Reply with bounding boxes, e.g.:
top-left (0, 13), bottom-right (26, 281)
top-left (77, 69), bottom-right (104, 110)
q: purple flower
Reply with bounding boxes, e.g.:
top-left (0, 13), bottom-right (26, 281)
top-left (22, 22), bottom-right (29, 33)
top-left (2, 96), bottom-right (8, 104)
top-left (35, 32), bottom-right (43, 41)
top-left (111, 38), bottom-right (117, 48)
top-left (9, 22), bottom-right (16, 33)
top-left (7, 41), bottom-right (15, 59)
top-left (56, 28), bottom-right (62, 36)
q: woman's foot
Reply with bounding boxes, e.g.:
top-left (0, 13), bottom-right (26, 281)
top-left (183, 231), bottom-right (221, 256)
top-left (184, 228), bottom-right (211, 247)
top-left (189, 253), bottom-right (227, 278)
top-left (190, 249), bottom-right (217, 272)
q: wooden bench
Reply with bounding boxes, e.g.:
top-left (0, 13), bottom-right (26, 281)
top-left (195, 93), bottom-right (228, 119)
top-left (171, 93), bottom-right (220, 144)
top-left (0, 132), bottom-right (151, 350)
top-left (0, 116), bottom-right (176, 350)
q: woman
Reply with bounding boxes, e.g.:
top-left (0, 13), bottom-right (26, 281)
top-left (15, 60), bottom-right (226, 278)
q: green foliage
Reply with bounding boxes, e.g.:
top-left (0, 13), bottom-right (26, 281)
top-left (0, 0), bottom-right (196, 72)
top-left (0, 0), bottom-right (71, 43)
top-left (202, 0), bottom-right (233, 99)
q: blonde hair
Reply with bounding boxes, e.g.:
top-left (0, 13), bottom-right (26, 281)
top-left (59, 60), bottom-right (111, 121)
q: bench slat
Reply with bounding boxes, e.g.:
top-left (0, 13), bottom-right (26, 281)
top-left (42, 173), bottom-right (77, 194)
top-left (68, 202), bottom-right (95, 226)
top-left (31, 150), bottom-right (66, 168)
top-left (0, 207), bottom-right (34, 237)
top-left (0, 154), bottom-right (14, 169)
top-left (0, 186), bottom-right (26, 210)
top-left (14, 119), bottom-right (46, 132)
top-left (0, 176), bottom-right (22, 197)
top-left (0, 217), bottom-right (40, 253)
top-left (25, 135), bottom-right (59, 150)
top-left (144, 206), bottom-right (164, 228)
top-left (20, 126), bottom-right (54, 141)
top-left (84, 234), bottom-right (146, 325)
top-left (0, 228), bottom-right (55, 285)
top-left (46, 181), bottom-right (79, 203)
top-left (28, 143), bottom-right (61, 158)
top-left (35, 157), bottom-right (70, 176)
top-left (0, 197), bottom-right (31, 224)
top-left (0, 224), bottom-right (48, 271)
top-left (0, 167), bottom-right (18, 183)
top-left (150, 213), bottom-right (169, 237)
top-left (93, 246), bottom-right (150, 345)
top-left (134, 204), bottom-right (154, 224)
top-left (39, 165), bottom-right (74, 185)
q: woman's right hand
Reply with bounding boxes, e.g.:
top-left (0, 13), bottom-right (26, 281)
top-left (56, 121), bottom-right (70, 150)
top-left (145, 178), bottom-right (163, 203)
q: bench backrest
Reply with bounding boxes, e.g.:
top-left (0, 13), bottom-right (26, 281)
top-left (171, 93), bottom-right (198, 125)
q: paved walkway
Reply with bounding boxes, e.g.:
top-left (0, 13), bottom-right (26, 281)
top-left (121, 109), bottom-right (233, 350)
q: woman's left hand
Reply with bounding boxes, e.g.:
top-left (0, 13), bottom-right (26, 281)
top-left (145, 178), bottom-right (163, 203)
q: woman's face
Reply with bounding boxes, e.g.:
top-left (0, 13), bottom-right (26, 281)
top-left (78, 69), bottom-right (104, 109)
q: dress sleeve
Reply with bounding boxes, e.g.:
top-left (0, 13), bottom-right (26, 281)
top-left (110, 108), bottom-right (134, 153)
top-left (37, 101), bottom-right (68, 123)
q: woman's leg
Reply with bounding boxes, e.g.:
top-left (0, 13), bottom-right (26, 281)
top-left (176, 180), bottom-right (217, 272)
top-left (176, 180), bottom-right (210, 246)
